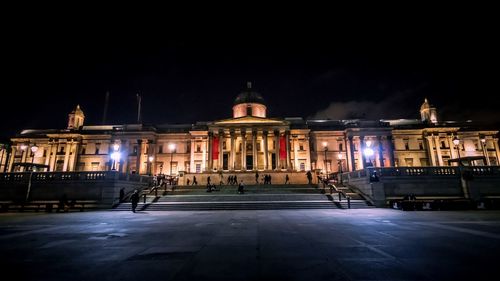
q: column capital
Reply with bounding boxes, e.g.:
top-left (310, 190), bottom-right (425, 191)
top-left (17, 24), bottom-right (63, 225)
top-left (262, 130), bottom-right (268, 136)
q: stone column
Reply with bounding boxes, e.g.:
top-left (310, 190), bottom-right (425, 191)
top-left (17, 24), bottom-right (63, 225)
top-left (136, 139), bottom-right (142, 174)
top-left (285, 131), bottom-right (291, 170)
top-left (252, 130), bottom-right (257, 170)
top-left (62, 140), bottom-right (72, 171)
top-left (219, 130), bottom-right (224, 170)
top-left (425, 136), bottom-right (436, 166)
top-left (348, 136), bottom-right (356, 171)
top-left (378, 136), bottom-right (385, 167)
top-left (241, 130), bottom-right (247, 170)
top-left (208, 132), bottom-right (213, 171)
top-left (44, 142), bottom-right (52, 167)
top-left (274, 130), bottom-right (280, 170)
top-left (494, 138), bottom-right (500, 165)
top-left (293, 135), bottom-right (299, 171)
top-left (122, 140), bottom-right (129, 174)
top-left (202, 137), bottom-right (207, 171)
top-left (190, 139), bottom-right (195, 173)
top-left (448, 136), bottom-right (457, 159)
top-left (230, 130), bottom-right (236, 170)
top-left (70, 141), bottom-right (80, 171)
top-left (263, 130), bottom-right (269, 170)
top-left (7, 146), bottom-right (16, 172)
top-left (434, 136), bottom-right (444, 166)
top-left (386, 136), bottom-right (395, 167)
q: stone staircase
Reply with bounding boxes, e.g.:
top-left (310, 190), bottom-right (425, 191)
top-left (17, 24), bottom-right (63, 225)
top-left (113, 184), bottom-right (374, 211)
top-left (328, 184), bottom-right (375, 209)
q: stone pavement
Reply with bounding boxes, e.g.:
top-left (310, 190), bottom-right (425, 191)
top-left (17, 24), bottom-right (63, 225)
top-left (1, 209), bottom-right (500, 281)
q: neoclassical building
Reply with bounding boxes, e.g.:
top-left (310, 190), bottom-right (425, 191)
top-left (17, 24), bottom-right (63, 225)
top-left (1, 83), bottom-right (499, 177)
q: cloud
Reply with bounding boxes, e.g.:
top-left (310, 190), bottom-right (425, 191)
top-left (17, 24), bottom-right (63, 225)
top-left (311, 89), bottom-right (421, 120)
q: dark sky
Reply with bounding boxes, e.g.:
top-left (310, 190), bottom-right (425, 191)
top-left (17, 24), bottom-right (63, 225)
top-left (2, 13), bottom-right (499, 139)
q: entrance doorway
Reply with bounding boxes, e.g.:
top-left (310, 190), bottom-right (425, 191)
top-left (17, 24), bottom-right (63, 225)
top-left (223, 153), bottom-right (229, 170)
top-left (246, 155), bottom-right (253, 170)
top-left (271, 153), bottom-right (276, 169)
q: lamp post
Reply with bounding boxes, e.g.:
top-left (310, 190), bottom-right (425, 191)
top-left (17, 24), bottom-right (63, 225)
top-left (168, 143), bottom-right (176, 176)
top-left (30, 145), bottom-right (38, 164)
top-left (148, 156), bottom-right (154, 176)
top-left (453, 136), bottom-right (461, 166)
top-left (480, 135), bottom-right (490, 166)
top-left (111, 143), bottom-right (120, 171)
top-left (338, 153), bottom-right (343, 185)
top-left (322, 141), bottom-right (328, 180)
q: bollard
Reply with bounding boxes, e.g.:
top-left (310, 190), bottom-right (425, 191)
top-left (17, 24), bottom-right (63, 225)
top-left (339, 192), bottom-right (342, 201)
top-left (143, 193), bottom-right (146, 203)
top-left (347, 196), bottom-right (351, 209)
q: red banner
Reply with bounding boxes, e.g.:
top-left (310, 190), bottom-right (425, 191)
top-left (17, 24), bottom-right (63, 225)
top-left (212, 136), bottom-right (219, 160)
top-left (279, 136), bottom-right (286, 160)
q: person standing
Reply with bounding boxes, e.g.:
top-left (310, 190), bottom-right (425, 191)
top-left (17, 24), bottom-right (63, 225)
top-left (193, 176), bottom-right (198, 185)
top-left (238, 180), bottom-right (245, 194)
top-left (130, 190), bottom-right (140, 213)
top-left (285, 174), bottom-right (290, 184)
top-left (255, 171), bottom-right (259, 184)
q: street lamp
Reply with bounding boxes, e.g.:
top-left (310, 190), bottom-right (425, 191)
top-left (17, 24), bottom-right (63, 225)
top-left (30, 145), bottom-right (38, 164)
top-left (363, 140), bottom-right (374, 167)
top-left (480, 135), bottom-right (489, 166)
top-left (453, 136), bottom-right (461, 166)
top-left (338, 153), bottom-right (343, 185)
top-left (111, 144), bottom-right (120, 171)
top-left (168, 143), bottom-right (176, 176)
top-left (148, 156), bottom-right (154, 175)
top-left (322, 141), bottom-right (328, 180)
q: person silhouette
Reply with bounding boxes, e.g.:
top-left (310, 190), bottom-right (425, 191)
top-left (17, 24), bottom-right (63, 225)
top-left (130, 190), bottom-right (139, 213)
top-left (285, 174), bottom-right (290, 184)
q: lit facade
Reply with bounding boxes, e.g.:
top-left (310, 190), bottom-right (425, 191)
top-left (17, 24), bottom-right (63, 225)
top-left (1, 84), bottom-right (499, 175)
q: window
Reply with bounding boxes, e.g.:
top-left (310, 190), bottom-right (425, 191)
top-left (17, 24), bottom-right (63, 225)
top-left (404, 139), bottom-right (409, 150)
top-left (300, 162), bottom-right (305, 171)
top-left (60, 146), bottom-right (65, 153)
top-left (158, 145), bottom-right (163, 154)
top-left (441, 141), bottom-right (446, 149)
top-left (299, 143), bottom-right (304, 151)
top-left (91, 162), bottom-right (99, 171)
top-left (81, 145), bottom-right (86, 155)
top-left (95, 144), bottom-right (100, 155)
top-left (77, 162), bottom-right (85, 171)
top-left (171, 162), bottom-right (178, 174)
top-left (404, 158), bottom-right (413, 167)
top-left (418, 140), bottom-right (423, 150)
top-left (195, 163), bottom-right (201, 173)
top-left (196, 144), bottom-right (201, 152)
top-left (339, 143), bottom-right (343, 151)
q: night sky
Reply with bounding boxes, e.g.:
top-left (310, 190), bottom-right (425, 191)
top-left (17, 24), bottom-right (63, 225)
top-left (2, 14), bottom-right (499, 139)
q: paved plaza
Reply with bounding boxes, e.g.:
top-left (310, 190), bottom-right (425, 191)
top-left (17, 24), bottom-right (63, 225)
top-left (1, 209), bottom-right (500, 281)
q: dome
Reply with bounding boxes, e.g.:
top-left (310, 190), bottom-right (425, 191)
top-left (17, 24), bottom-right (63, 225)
top-left (71, 104), bottom-right (85, 116)
top-left (420, 98), bottom-right (430, 111)
top-left (234, 82), bottom-right (265, 105)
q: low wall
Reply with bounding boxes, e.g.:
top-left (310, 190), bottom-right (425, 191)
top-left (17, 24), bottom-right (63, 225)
top-left (343, 166), bottom-right (500, 207)
top-left (0, 171), bottom-right (150, 207)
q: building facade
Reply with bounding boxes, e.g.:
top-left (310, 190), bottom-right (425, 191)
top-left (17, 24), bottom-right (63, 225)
top-left (1, 83), bottom-right (499, 176)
